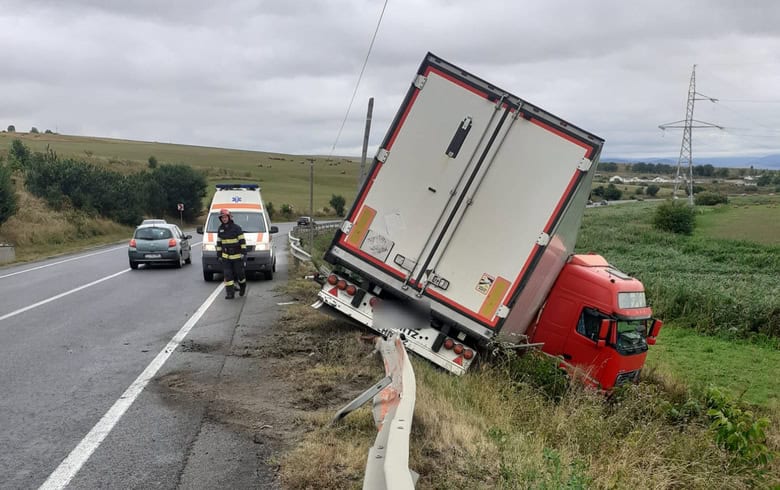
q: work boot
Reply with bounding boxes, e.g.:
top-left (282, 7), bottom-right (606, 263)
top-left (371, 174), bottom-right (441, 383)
top-left (239, 282), bottom-right (247, 297)
top-left (225, 286), bottom-right (235, 300)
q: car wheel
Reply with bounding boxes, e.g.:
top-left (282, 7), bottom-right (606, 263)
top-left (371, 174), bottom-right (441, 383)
top-left (175, 254), bottom-right (184, 268)
top-left (203, 270), bottom-right (214, 282)
top-left (130, 260), bottom-right (139, 270)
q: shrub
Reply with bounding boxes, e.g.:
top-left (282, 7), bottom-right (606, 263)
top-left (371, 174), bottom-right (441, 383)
top-left (7, 125), bottom-right (15, 132)
top-left (329, 194), bottom-right (346, 216)
top-left (0, 160), bottom-right (17, 226)
top-left (652, 200), bottom-right (696, 235)
top-left (147, 156), bottom-right (158, 169)
top-left (30, 127), bottom-right (39, 134)
top-left (265, 201), bottom-right (275, 219)
top-left (646, 184), bottom-right (660, 197)
top-left (603, 183), bottom-right (622, 200)
top-left (694, 191), bottom-right (729, 206)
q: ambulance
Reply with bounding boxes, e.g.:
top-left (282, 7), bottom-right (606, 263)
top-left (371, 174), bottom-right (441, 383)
top-left (196, 184), bottom-right (278, 281)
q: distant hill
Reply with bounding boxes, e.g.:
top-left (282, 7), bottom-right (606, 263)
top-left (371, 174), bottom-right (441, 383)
top-left (602, 154), bottom-right (780, 170)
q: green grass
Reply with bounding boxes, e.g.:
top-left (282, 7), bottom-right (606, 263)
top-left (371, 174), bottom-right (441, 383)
top-left (646, 325), bottom-right (780, 408)
top-left (0, 132), bottom-right (361, 218)
top-left (695, 196), bottom-right (780, 245)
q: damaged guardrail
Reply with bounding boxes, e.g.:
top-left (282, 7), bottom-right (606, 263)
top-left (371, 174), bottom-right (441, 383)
top-left (332, 334), bottom-right (418, 489)
top-left (288, 230), bottom-right (312, 262)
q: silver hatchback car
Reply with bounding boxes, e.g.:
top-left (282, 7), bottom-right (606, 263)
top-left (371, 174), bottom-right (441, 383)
top-left (128, 223), bottom-right (192, 269)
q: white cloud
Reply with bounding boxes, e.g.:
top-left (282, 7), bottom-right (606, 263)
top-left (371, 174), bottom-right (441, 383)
top-left (2, 0), bottom-right (780, 160)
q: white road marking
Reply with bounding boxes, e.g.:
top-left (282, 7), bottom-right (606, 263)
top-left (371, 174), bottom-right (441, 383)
top-left (0, 269), bottom-right (131, 323)
top-left (277, 301), bottom-right (297, 305)
top-left (39, 283), bottom-right (225, 490)
top-left (0, 246), bottom-right (126, 280)
top-left (0, 241), bottom-right (203, 281)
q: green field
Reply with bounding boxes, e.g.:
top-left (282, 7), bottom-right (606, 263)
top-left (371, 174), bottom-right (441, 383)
top-left (0, 132), bottom-right (362, 217)
top-left (695, 196), bottom-right (780, 245)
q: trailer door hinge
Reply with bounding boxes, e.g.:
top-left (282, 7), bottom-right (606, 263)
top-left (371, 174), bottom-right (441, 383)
top-left (577, 157), bottom-right (593, 171)
top-left (413, 74), bottom-right (427, 90)
top-left (376, 148), bottom-right (389, 163)
top-left (536, 232), bottom-right (550, 246)
top-left (341, 220), bottom-right (353, 234)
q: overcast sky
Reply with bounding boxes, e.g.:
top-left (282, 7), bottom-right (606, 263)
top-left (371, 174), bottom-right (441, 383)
top-left (3, 0), bottom-right (780, 161)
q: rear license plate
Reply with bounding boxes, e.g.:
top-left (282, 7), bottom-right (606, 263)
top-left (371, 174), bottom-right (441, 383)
top-left (145, 254), bottom-right (162, 259)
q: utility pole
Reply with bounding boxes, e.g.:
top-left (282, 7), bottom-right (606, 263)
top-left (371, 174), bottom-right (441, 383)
top-left (659, 64), bottom-right (723, 204)
top-left (308, 158), bottom-right (315, 254)
top-left (358, 97), bottom-right (374, 191)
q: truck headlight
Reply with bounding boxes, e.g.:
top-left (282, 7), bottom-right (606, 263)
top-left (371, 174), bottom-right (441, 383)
top-left (254, 243), bottom-right (270, 251)
top-left (203, 244), bottom-right (216, 252)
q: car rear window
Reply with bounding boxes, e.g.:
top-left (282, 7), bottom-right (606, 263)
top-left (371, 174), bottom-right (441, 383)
top-left (134, 227), bottom-right (173, 240)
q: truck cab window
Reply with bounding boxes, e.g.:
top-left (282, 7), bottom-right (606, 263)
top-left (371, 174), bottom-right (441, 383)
top-left (576, 309), bottom-right (601, 342)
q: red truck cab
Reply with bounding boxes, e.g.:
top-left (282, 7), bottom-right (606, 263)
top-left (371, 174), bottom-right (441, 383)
top-left (528, 254), bottom-right (662, 390)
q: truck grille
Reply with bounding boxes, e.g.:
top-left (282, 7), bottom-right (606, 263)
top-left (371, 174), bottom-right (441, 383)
top-left (614, 369), bottom-right (641, 387)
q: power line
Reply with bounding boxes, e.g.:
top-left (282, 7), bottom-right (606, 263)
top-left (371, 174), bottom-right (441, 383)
top-left (329, 0), bottom-right (389, 156)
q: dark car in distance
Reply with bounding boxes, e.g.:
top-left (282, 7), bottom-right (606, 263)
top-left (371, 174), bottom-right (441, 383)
top-left (297, 216), bottom-right (314, 226)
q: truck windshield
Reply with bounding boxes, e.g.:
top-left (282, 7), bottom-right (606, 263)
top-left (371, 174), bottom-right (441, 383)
top-left (205, 212), bottom-right (267, 233)
top-left (615, 319), bottom-right (649, 355)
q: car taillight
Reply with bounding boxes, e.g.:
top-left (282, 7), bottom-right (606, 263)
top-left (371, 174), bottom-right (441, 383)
top-left (168, 238), bottom-right (177, 247)
top-left (327, 274), bottom-right (338, 285)
top-left (129, 239), bottom-right (136, 247)
top-left (345, 285), bottom-right (357, 296)
top-left (336, 280), bottom-right (347, 290)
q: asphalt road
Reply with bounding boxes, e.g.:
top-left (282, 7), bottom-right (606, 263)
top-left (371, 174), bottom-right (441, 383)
top-left (0, 222), bottom-right (295, 489)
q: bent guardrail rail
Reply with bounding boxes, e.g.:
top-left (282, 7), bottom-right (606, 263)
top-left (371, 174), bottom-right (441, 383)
top-left (363, 334), bottom-right (418, 490)
top-left (288, 230), bottom-right (312, 262)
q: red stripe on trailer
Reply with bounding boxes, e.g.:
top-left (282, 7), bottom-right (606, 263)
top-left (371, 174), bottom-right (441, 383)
top-left (529, 117), bottom-right (595, 159)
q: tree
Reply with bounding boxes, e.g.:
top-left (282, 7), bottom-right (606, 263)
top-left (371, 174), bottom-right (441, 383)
top-left (0, 160), bottom-right (17, 226)
top-left (148, 164), bottom-right (207, 221)
top-left (603, 183), bottom-right (622, 201)
top-left (6, 125), bottom-right (14, 133)
top-left (645, 184), bottom-right (660, 197)
top-left (329, 194), bottom-right (346, 216)
top-left (653, 200), bottom-right (696, 235)
top-left (30, 127), bottom-right (39, 134)
top-left (148, 155), bottom-right (158, 169)
top-left (8, 139), bottom-right (31, 171)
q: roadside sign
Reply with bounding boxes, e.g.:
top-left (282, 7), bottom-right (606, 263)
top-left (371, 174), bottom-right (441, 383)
top-left (177, 203), bottom-right (184, 212)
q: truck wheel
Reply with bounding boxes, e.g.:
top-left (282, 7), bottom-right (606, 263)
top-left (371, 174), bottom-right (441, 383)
top-left (264, 270), bottom-right (273, 280)
top-left (203, 270), bottom-right (214, 281)
top-left (129, 260), bottom-right (139, 270)
top-left (185, 253), bottom-right (191, 265)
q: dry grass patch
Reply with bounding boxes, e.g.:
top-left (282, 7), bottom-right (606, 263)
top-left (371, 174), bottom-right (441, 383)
top-left (0, 185), bottom-right (131, 261)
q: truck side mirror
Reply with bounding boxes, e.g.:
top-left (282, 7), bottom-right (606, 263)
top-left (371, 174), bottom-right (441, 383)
top-left (596, 319), bottom-right (611, 348)
top-left (646, 319), bottom-right (663, 345)
top-left (270, 226), bottom-right (279, 234)
top-left (196, 226), bottom-right (204, 234)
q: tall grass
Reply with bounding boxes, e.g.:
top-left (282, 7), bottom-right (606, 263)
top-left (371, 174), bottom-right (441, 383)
top-left (279, 253), bottom-right (779, 488)
top-left (576, 201), bottom-right (780, 339)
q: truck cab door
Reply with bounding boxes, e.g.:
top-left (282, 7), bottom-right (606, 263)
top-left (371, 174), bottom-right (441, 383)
top-left (561, 308), bottom-right (612, 384)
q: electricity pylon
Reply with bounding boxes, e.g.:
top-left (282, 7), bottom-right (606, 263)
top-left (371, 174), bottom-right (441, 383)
top-left (659, 64), bottom-right (723, 204)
